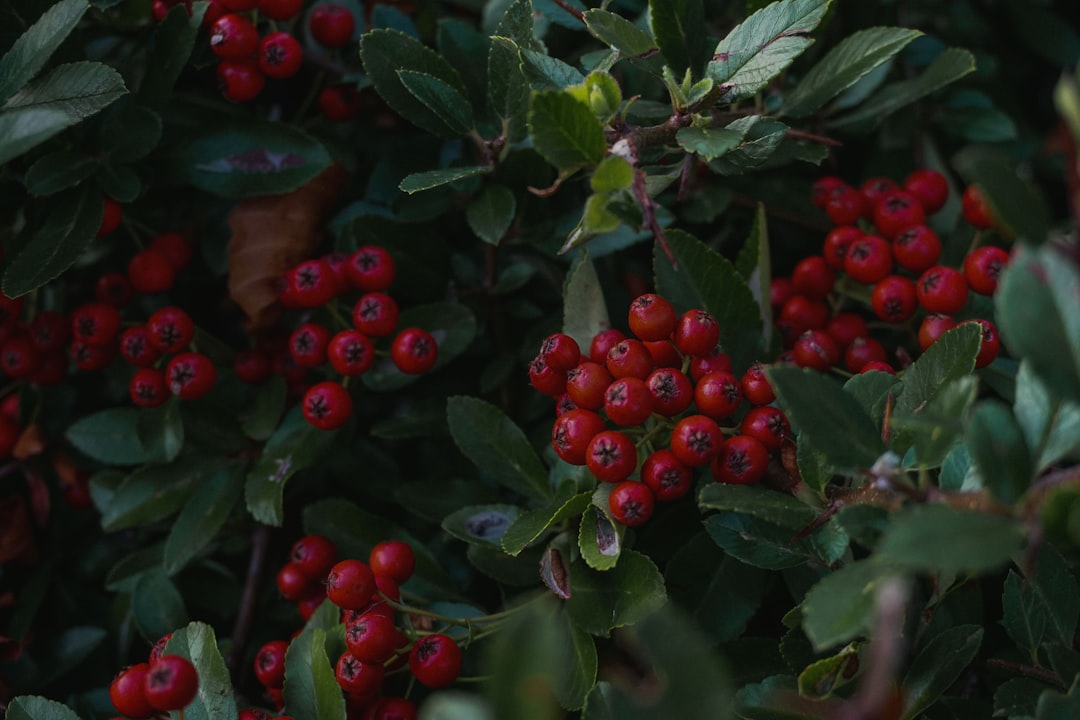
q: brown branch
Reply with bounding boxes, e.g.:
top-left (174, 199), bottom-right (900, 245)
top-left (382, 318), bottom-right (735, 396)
top-left (987, 659), bottom-right (1065, 689)
top-left (786, 127), bottom-right (843, 147)
top-left (228, 525), bottom-right (273, 672)
top-left (550, 0), bottom-right (584, 22)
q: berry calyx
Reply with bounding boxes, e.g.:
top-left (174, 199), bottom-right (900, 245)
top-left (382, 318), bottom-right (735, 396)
top-left (166, 352), bottom-right (217, 399)
top-left (143, 655), bottom-right (199, 712)
top-left (391, 328), bottom-right (438, 374)
top-left (302, 381), bottom-right (353, 430)
top-left (608, 480), bottom-right (654, 526)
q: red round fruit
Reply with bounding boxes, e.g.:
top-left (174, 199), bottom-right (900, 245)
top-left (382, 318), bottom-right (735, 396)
top-left (917, 314), bottom-right (956, 351)
top-left (674, 309), bottom-right (720, 356)
top-left (844, 337), bottom-right (887, 373)
top-left (149, 232), bottom-right (193, 271)
top-left (859, 177), bottom-right (898, 208)
top-left (551, 408), bottom-right (606, 465)
top-left (628, 293), bottom-right (676, 341)
top-left (276, 562), bottom-right (314, 600)
top-left (791, 256), bottom-right (835, 300)
top-left (234, 349), bottom-right (272, 384)
top-left (327, 559), bottom-right (376, 610)
top-left (209, 13), bottom-right (258, 58)
top-left (0, 336), bottom-right (37, 379)
top-left (739, 406), bottom-right (790, 453)
top-left (110, 663), bottom-right (155, 719)
top-left (603, 377), bottom-right (653, 426)
top-left (872, 191), bottom-right (925, 240)
top-left (258, 0), bottom-right (303, 20)
top-left (844, 235), bottom-right (893, 285)
top-left (539, 333), bottom-right (581, 372)
top-left (792, 329), bottom-right (839, 371)
top-left (565, 361), bottom-right (612, 411)
top-left (605, 339), bottom-right (653, 380)
top-left (96, 272), bottom-right (133, 307)
top-left (409, 634), bottom-right (462, 689)
top-left (871, 275), bottom-right (917, 323)
top-left (289, 259), bottom-right (339, 308)
top-left (166, 352), bottom-right (216, 399)
top-left (345, 613), bottom-right (405, 664)
top-left (302, 381), bottom-right (352, 430)
top-left (217, 58), bottom-right (265, 102)
top-left (916, 265), bottom-right (969, 315)
top-left (963, 245), bottom-right (1009, 295)
top-left (258, 32), bottom-right (303, 79)
top-left (30, 311), bottom-right (71, 352)
top-left (328, 329), bottom-right (376, 376)
top-left (741, 363), bottom-right (775, 406)
top-left (555, 393), bottom-right (578, 416)
top-left (130, 368), bottom-right (168, 408)
top-left (291, 534), bottom-right (338, 579)
top-left (255, 640), bottom-right (289, 688)
top-left (822, 226), bottom-right (863, 270)
top-left (120, 327), bottom-right (159, 368)
top-left (71, 339), bottom-right (116, 371)
top-left (689, 346), bottom-right (732, 383)
top-left (961, 185), bottom-right (993, 229)
top-left (904, 169), bottom-right (949, 213)
top-left (640, 449), bottom-right (692, 501)
top-left (129, 249), bottom-right (176, 294)
top-left (644, 339), bottom-right (681, 368)
top-left (861, 361), bottom-right (896, 374)
top-left (608, 480), bottom-right (654, 526)
top-left (589, 328), bottom-right (626, 364)
top-left (824, 184), bottom-right (865, 225)
top-left (374, 698), bottom-right (418, 720)
top-left (779, 295), bottom-right (829, 335)
top-left (711, 435), bottom-right (769, 485)
top-left (144, 655), bottom-right (199, 711)
top-left (966, 318), bottom-right (1000, 369)
top-left (694, 371), bottom-right (742, 421)
top-left (310, 3), bottom-right (356, 47)
top-left (353, 292), bottom-right (399, 338)
top-left (98, 195), bottom-right (123, 237)
top-left (391, 328), bottom-right (438, 374)
top-left (147, 306), bottom-right (195, 354)
top-left (645, 367), bottom-right (693, 416)
top-left (825, 312), bottom-right (868, 348)
top-left (670, 414), bottom-right (723, 467)
top-left (811, 176), bottom-right (845, 208)
top-left (318, 85), bottom-right (362, 121)
top-left (892, 225), bottom-right (941, 274)
top-left (369, 540), bottom-right (415, 584)
top-left (288, 323), bottom-right (332, 368)
top-left (529, 355), bottom-right (567, 397)
top-left (770, 276), bottom-right (793, 308)
top-left (586, 430), bottom-right (638, 482)
top-left (347, 246), bottom-right (395, 291)
top-left (335, 652), bottom-right (384, 697)
top-left (72, 303), bottom-right (121, 346)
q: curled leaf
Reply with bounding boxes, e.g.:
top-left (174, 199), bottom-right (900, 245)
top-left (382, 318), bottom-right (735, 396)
top-left (540, 546), bottom-right (571, 599)
top-left (226, 164), bottom-right (346, 330)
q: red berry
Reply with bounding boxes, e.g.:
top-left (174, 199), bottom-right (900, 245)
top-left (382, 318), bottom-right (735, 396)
top-left (670, 414), bottom-right (723, 467)
top-left (551, 408), bottom-right (606, 465)
top-left (605, 339), bottom-right (653, 380)
top-left (628, 294), bottom-right (676, 341)
top-left (144, 655), bottom-right (199, 712)
top-left (98, 196), bottom-right (123, 237)
top-left (276, 562), bottom-right (314, 600)
top-left (645, 367), bottom-right (693, 416)
top-left (318, 85), bottom-right (362, 121)
top-left (347, 246), bottom-right (395, 291)
top-left (129, 249), bottom-right (176, 294)
top-left (130, 368), bottom-right (168, 408)
top-left (872, 191), bottom-right (925, 240)
top-left (110, 663), bottom-right (155, 719)
top-left (791, 256), bottom-right (835, 300)
top-left (30, 311), bottom-right (71, 352)
top-left (966, 318), bottom-right (1000, 369)
top-left (739, 406), bottom-right (790, 453)
top-left (72, 303), bottom-right (121, 346)
top-left (149, 232), bottom-right (193, 271)
top-left (694, 371), bottom-right (742, 420)
top-left (390, 328), bottom-right (438, 374)
top-left (147, 306), bottom-right (195, 354)
top-left (289, 323), bottom-right (332, 368)
top-left (369, 540), bottom-right (415, 584)
top-left (779, 295), bottom-right (829, 335)
top-left (221, 0), bottom-right (257, 10)
top-left (918, 314), bottom-right (956, 351)
top-left (539, 333), bottom-right (581, 372)
top-left (257, 32), bottom-right (301, 80)
top-left (844, 235), bottom-right (893, 285)
top-left (603, 377), bottom-right (653, 426)
top-left (310, 3), bottom-right (356, 47)
top-left (825, 312), bottom-right (868, 348)
top-left (859, 177), bottom-right (899, 209)
top-left (871, 275), bottom-right (917, 323)
top-left (822, 226), bottom-right (862, 270)
top-left (588, 328), bottom-right (626, 364)
top-left (255, 640), bottom-right (289, 688)
top-left (741, 363), bottom-right (775, 406)
top-left (528, 355), bottom-right (566, 396)
top-left (586, 430), bottom-right (638, 482)
top-left (166, 352), bottom-right (217, 399)
top-left (674, 309), bottom-right (720, 356)
top-left (217, 58), bottom-right (265, 102)
top-left (291, 534), bottom-right (338, 579)
top-left (844, 337), bottom-right (887, 373)
top-left (374, 698), bottom-right (418, 720)
top-left (916, 265), bottom-right (969, 315)
top-left (963, 245), bottom-right (1009, 295)
top-left (96, 272), bottom-right (133, 307)
top-left (289, 259), bottom-right (339, 308)
top-left (641, 449), bottom-right (692, 502)
top-left (861, 360), bottom-right (896, 374)
top-left (555, 393), bottom-right (578, 416)
top-left (892, 225), bottom-right (942, 274)
top-left (770, 276), bottom-right (793, 308)
top-left (234, 349), bottom-right (272, 384)
top-left (409, 634), bottom-right (461, 688)
top-left (335, 652), bottom-right (384, 697)
top-left (689, 346), bottom-right (732, 383)
top-left (904, 169), bottom-right (949, 213)
top-left (353, 292), bottom-right (399, 338)
top-left (792, 329), bottom-right (839, 371)
top-left (824, 184), bottom-right (865, 225)
top-left (608, 480), bottom-right (654, 526)
top-left (346, 613), bottom-right (405, 664)
top-left (71, 339), bottom-right (116, 371)
top-left (711, 435), bottom-right (769, 485)
top-left (328, 329), bottom-right (376, 376)
top-left (303, 381), bottom-right (352, 430)
top-left (811, 176), bottom-right (845, 208)
top-left (0, 336), bottom-right (37, 379)
top-left (961, 185), bottom-right (993, 229)
top-left (644, 339), bottom-right (681, 368)
top-left (327, 559), bottom-right (376, 610)
top-left (209, 13), bottom-right (258, 58)
top-left (258, 0), bottom-right (303, 20)
top-left (298, 588), bottom-right (326, 621)
top-left (565, 362), bottom-right (612, 410)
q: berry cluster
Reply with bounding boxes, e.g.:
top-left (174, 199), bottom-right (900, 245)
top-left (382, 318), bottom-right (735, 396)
top-left (262, 534), bottom-right (458, 718)
top-left (531, 296), bottom-right (792, 527)
top-left (775, 170), bottom-right (1003, 373)
top-left (109, 648), bottom-right (199, 718)
top-left (243, 247), bottom-right (438, 430)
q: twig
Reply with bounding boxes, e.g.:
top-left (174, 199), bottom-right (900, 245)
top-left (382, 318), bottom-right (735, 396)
top-left (228, 525), bottom-right (272, 672)
top-left (785, 127), bottom-right (843, 147)
top-left (987, 659), bottom-right (1065, 689)
top-left (550, 0), bottom-right (584, 22)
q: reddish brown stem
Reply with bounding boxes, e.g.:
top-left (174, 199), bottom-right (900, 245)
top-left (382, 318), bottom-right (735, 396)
top-left (228, 525), bottom-right (272, 672)
top-left (550, 0), bottom-right (584, 22)
top-left (987, 658), bottom-right (1065, 689)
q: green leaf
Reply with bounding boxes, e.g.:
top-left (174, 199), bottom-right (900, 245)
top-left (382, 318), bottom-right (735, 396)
top-left (1002, 570), bottom-right (1047, 655)
top-left (997, 245), bottom-right (1080, 403)
top-left (520, 45), bottom-right (585, 89)
top-left (707, 116), bottom-right (789, 175)
top-left (447, 396), bottom-right (550, 502)
top-left (0, 0), bottom-right (87, 102)
top-left (361, 302), bottom-right (477, 391)
top-left (4, 60), bottom-right (126, 118)
top-left (767, 366), bottom-right (885, 471)
top-left (829, 47), bottom-right (976, 130)
top-left (965, 400), bottom-right (1032, 504)
top-left (705, 511), bottom-right (844, 570)
top-left (488, 0), bottom-right (540, 137)
top-left (578, 504), bottom-right (623, 571)
top-left (466, 184), bottom-right (516, 245)
top-left (5, 696), bottom-right (82, 720)
top-left (360, 28), bottom-right (468, 138)
top-left (105, 545), bottom-right (165, 592)
top-left (900, 625), bottom-right (984, 720)
top-left (590, 155), bottom-right (633, 192)
top-left (24, 150), bottom-right (97, 196)
top-left (136, 399), bottom-right (185, 465)
top-left (844, 370), bottom-right (901, 426)
top-left (1014, 362), bottom-right (1080, 472)
top-left (170, 121), bottom-right (331, 198)
top-left (244, 406), bottom-right (339, 526)
top-left (3, 185), bottom-right (100, 297)
top-left (877, 504), bottom-right (1025, 574)
top-left (438, 18), bottom-right (490, 110)
top-left (1029, 543), bottom-right (1080, 648)
top-left (139, 2), bottom-right (207, 108)
top-left (953, 146), bottom-right (1052, 244)
top-left (163, 466), bottom-right (243, 574)
top-left (164, 622), bottom-right (236, 720)
top-left (95, 161), bottom-right (140, 203)
top-left (502, 491), bottom-right (592, 556)
top-left (528, 90), bottom-right (606, 170)
top-left (65, 407), bottom-right (147, 466)
top-left (284, 626), bottom-right (347, 720)
top-left (582, 9), bottom-right (658, 58)
top-left (442, 504), bottom-right (520, 546)
top-left (707, 0), bottom-right (830, 103)
top-left (802, 559), bottom-right (901, 650)
top-left (399, 165), bottom-right (489, 194)
top-left (398, 70), bottom-right (474, 135)
top-left (698, 483), bottom-right (817, 530)
top-left (0, 108), bottom-right (67, 166)
top-left (575, 71), bottom-right (621, 122)
top-left (99, 102), bottom-right (162, 162)
top-left (561, 250), bottom-right (611, 353)
top-left (797, 643), bottom-right (861, 699)
top-left (240, 375), bottom-right (287, 441)
top-left (903, 375), bottom-right (977, 469)
top-left (653, 229), bottom-right (762, 370)
top-left (650, 0), bottom-right (708, 76)
top-left (132, 568), bottom-right (189, 641)
top-left (783, 28), bottom-right (922, 117)
top-left (101, 455), bottom-right (220, 531)
top-left (22, 625), bottom-right (108, 691)
top-left (675, 126), bottom-right (744, 160)
top-left (1036, 681), bottom-right (1080, 720)
top-left (565, 550), bottom-right (666, 636)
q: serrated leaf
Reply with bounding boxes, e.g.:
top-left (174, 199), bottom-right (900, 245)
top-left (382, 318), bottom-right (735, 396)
top-left (139, 2), bottom-right (207, 108)
top-left (829, 48), bottom-right (976, 130)
top-left (24, 150), bottom-right (97, 196)
top-left (877, 504), bottom-right (1025, 574)
top-left (132, 568), bottom-right (189, 642)
top-left (4, 60), bottom-right (126, 118)
top-left (488, 0), bottom-right (540, 136)
top-left (362, 302), bottom-right (477, 391)
top-left (0, 107), bottom-right (69, 166)
top-left (398, 70), bottom-right (474, 135)
top-left (1029, 543), bottom-right (1079, 648)
top-left (5, 696), bottom-right (82, 720)
top-left (284, 626), bottom-right (347, 720)
top-left (675, 126), bottom-right (744, 160)
top-left (240, 375), bottom-right (287, 441)
top-left (467, 184), bottom-right (516, 245)
top-left (707, 0), bottom-right (830, 103)
top-left (797, 643), bottom-right (860, 699)
top-left (844, 371), bottom-right (902, 426)
top-left (561, 250), bottom-right (611, 352)
top-left (520, 45), bottom-right (585, 89)
top-left (528, 90), bottom-right (607, 170)
top-left (590, 155), bottom-right (633, 192)
top-left (399, 165), bottom-right (490, 194)
top-left (650, 0), bottom-right (708, 76)
top-left (653, 229), bottom-right (762, 370)
top-left (360, 28), bottom-right (469, 138)
top-left (579, 504), bottom-right (623, 570)
top-left (582, 9), bottom-right (658, 58)
top-left (954, 146), bottom-right (1052, 244)
top-left (708, 115), bottom-right (789, 175)
top-left (164, 622), bottom-right (236, 720)
top-left (163, 466), bottom-right (243, 574)
top-left (103, 454), bottom-right (225, 532)
top-left (136, 399), bottom-right (185, 465)
top-left (0, 0), bottom-right (86, 102)
top-left (565, 550), bottom-right (666, 636)
top-left (1002, 570), bottom-right (1047, 655)
top-left (783, 27), bottom-right (922, 117)
top-left (966, 400), bottom-right (1032, 504)
top-left (767, 366), bottom-right (885, 471)
top-left (802, 559), bottom-right (900, 650)
top-left (95, 162), bottom-right (140, 203)
top-left (502, 491), bottom-right (592, 556)
top-left (705, 511), bottom-right (845, 570)
top-left (447, 396), bottom-right (550, 502)
top-left (900, 625), bottom-right (984, 720)
top-left (65, 407), bottom-right (147, 466)
top-left (3, 185), bottom-right (100, 297)
top-left (739, 203), bottom-right (772, 348)
top-left (698, 483), bottom-right (818, 529)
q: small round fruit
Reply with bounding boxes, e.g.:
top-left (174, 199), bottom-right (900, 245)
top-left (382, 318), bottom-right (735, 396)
top-left (539, 333), bottom-right (581, 372)
top-left (345, 613), bottom-right (405, 664)
top-left (146, 306), bottom-right (195, 354)
top-left (588, 328), bottom-right (626, 364)
top-left (791, 256), bottom-right (835, 300)
top-left (302, 381), bottom-right (353, 430)
top-left (670, 414), bottom-right (723, 467)
top-left (605, 339), bottom-right (653, 380)
top-left (328, 329), bottom-right (376, 376)
top-left (892, 225), bottom-right (941, 274)
top-left (811, 176), bottom-right (845, 209)
top-left (318, 85), bottom-right (362, 121)
top-left (234, 349), bottom-right (272, 384)
top-left (128, 249), bottom-right (176, 294)
top-left (217, 58), bottom-right (265, 102)
top-left (739, 406), bottom-right (790, 453)
top-left (628, 293), bottom-right (676, 341)
top-left (608, 480), bottom-right (654, 526)
top-left (963, 245), bottom-right (1009, 295)
top-left (565, 362), bottom-right (612, 410)
top-left (528, 354), bottom-right (568, 397)
top-left (966, 318), bottom-right (1000, 369)
top-left (645, 367), bottom-right (693, 416)
top-left (258, 0), bottom-right (303, 20)
top-left (309, 3), bottom-right (356, 47)
top-left (288, 259), bottom-right (339, 308)
top-left (711, 435), bottom-right (769, 485)
top-left (166, 352), bottom-right (217, 399)
top-left (674, 310), bottom-right (720, 356)
top-left (741, 363), bottom-right (775, 406)
top-left (130, 368), bottom-right (168, 408)
top-left (276, 562), bottom-right (314, 601)
top-left (369, 540), bottom-right (415, 584)
top-left (917, 314), bottom-right (956, 351)
top-left (916, 265), bottom-right (969, 315)
top-left (871, 275), bottom-right (917, 323)
top-left (96, 272), bottom-right (133, 307)
top-left (347, 246), bottom-right (395, 291)
top-left (391, 328), bottom-right (438, 374)
top-left (144, 655), bottom-right (199, 711)
top-left (257, 31), bottom-right (303, 79)
top-left (551, 408), bottom-right (606, 465)
top-left (961, 185), bottom-right (993, 229)
top-left (792, 329), bottom-right (839, 371)
top-left (872, 191), bottom-right (925, 240)
top-left (825, 312), bottom-right (868, 348)
top-left (409, 634), bottom-right (462, 689)
top-left (110, 663), bottom-right (155, 719)
top-left (352, 292), bottom-right (399, 338)
top-left (822, 226), bottom-right (862, 270)
top-left (209, 13), bottom-right (258, 58)
top-left (255, 640), bottom-right (289, 689)
top-left (335, 652), bottom-right (384, 697)
top-left (291, 534), bottom-right (338, 579)
top-left (844, 337), bottom-right (888, 373)
top-left (72, 303), bottom-right (121, 346)
top-left (149, 232), bottom-right (193, 270)
top-left (694, 371), bottom-right (742, 420)
top-left (98, 195), bottom-right (123, 237)
top-left (824, 184), bottom-right (865, 225)
top-left (586, 430), bottom-right (637, 483)
top-left (603, 377), bottom-right (653, 426)
top-left (844, 235), bottom-right (893, 285)
top-left (640, 449), bottom-right (692, 501)
top-left (326, 559), bottom-right (376, 610)
top-left (904, 169), bottom-right (949, 213)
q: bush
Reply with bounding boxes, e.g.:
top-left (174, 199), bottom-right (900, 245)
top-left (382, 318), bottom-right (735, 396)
top-left (2, 0), bottom-right (1080, 718)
